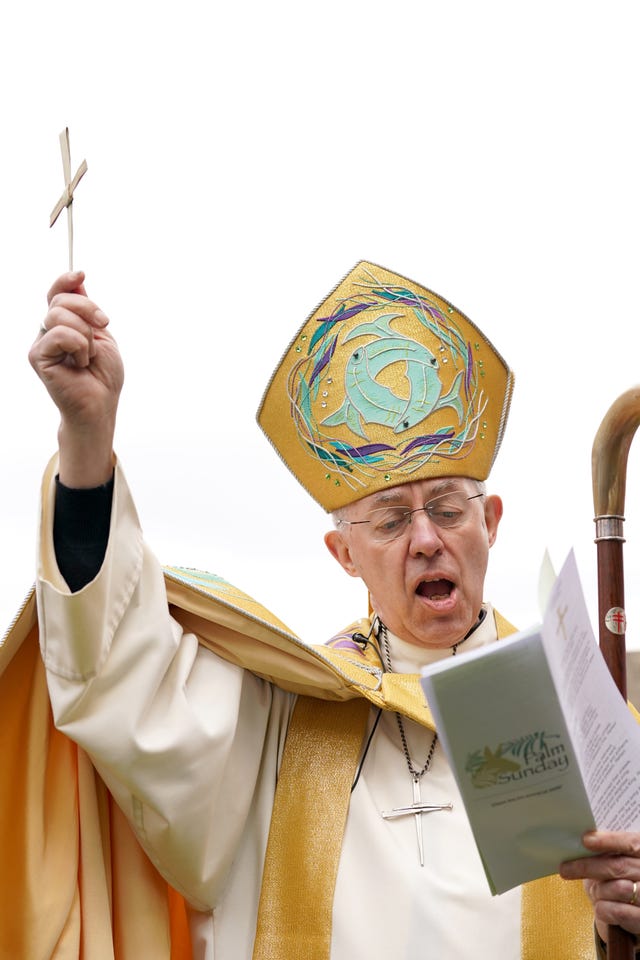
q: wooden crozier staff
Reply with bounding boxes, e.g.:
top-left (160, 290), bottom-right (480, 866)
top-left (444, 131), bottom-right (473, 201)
top-left (592, 385), bottom-right (640, 960)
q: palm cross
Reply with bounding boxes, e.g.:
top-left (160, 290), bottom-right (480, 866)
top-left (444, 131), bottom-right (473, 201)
top-left (49, 128), bottom-right (87, 270)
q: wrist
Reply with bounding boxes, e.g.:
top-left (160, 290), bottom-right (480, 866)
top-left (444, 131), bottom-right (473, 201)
top-left (57, 420), bottom-right (116, 488)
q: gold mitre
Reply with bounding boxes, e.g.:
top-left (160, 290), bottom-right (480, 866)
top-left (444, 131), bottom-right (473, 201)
top-left (257, 261), bottom-right (514, 512)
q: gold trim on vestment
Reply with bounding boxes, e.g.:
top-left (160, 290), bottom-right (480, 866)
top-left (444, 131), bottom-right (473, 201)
top-left (253, 609), bottom-right (597, 960)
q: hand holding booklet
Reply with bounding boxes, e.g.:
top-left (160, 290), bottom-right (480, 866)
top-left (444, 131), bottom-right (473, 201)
top-left (420, 550), bottom-right (640, 895)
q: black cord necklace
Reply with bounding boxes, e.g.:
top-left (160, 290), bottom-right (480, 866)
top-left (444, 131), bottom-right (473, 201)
top-left (349, 613), bottom-right (486, 806)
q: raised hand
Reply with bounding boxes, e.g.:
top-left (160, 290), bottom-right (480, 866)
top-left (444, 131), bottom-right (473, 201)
top-left (29, 271), bottom-right (124, 487)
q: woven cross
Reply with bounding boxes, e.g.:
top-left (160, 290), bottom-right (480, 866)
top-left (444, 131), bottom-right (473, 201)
top-left (49, 128), bottom-right (88, 270)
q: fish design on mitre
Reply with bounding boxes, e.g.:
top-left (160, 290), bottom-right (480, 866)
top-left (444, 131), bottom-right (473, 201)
top-left (321, 314), bottom-right (465, 440)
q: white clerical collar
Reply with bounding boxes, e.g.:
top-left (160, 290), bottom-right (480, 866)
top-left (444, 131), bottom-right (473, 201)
top-left (378, 603), bottom-right (497, 674)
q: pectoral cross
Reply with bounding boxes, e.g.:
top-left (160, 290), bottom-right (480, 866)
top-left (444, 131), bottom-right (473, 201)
top-left (381, 776), bottom-right (453, 866)
top-left (49, 128), bottom-right (88, 270)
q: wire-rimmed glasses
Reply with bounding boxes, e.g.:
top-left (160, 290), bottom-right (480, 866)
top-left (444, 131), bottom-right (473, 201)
top-left (337, 491), bottom-right (485, 543)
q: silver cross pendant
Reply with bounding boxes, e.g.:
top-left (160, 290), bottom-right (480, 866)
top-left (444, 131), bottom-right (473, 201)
top-left (381, 775), bottom-right (453, 866)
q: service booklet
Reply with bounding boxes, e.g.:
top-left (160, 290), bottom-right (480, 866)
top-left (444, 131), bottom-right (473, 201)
top-left (420, 550), bottom-right (640, 895)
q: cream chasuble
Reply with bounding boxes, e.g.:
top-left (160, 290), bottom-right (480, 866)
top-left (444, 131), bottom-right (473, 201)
top-left (326, 625), bottom-right (522, 958)
top-left (0, 458), bottom-right (597, 959)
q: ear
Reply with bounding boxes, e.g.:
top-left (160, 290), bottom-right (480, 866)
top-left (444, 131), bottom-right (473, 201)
top-left (484, 494), bottom-right (503, 547)
top-left (324, 529), bottom-right (361, 578)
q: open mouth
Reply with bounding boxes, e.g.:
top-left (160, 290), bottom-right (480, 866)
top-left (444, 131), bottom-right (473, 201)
top-left (416, 578), bottom-right (454, 601)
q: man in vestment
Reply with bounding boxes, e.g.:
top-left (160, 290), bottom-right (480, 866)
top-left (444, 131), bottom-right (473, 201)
top-left (24, 261), bottom-right (640, 959)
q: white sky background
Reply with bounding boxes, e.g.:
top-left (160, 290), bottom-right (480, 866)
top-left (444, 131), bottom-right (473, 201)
top-left (3, 1), bottom-right (640, 650)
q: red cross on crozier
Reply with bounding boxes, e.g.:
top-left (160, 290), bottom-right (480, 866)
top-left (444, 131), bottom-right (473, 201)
top-left (605, 606), bottom-right (626, 635)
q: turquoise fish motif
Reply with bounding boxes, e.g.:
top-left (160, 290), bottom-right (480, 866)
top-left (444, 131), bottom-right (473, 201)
top-left (321, 314), bottom-right (465, 440)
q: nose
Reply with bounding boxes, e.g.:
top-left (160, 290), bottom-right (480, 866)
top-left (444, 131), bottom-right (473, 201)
top-left (406, 507), bottom-right (444, 557)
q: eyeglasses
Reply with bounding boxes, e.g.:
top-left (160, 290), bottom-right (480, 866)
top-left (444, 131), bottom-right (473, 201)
top-left (337, 491), bottom-right (485, 543)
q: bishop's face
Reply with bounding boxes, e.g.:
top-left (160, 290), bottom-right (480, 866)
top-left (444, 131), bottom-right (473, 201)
top-left (324, 477), bottom-right (503, 650)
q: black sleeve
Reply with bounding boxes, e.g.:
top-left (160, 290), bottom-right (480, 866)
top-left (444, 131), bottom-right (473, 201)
top-left (53, 474), bottom-right (114, 592)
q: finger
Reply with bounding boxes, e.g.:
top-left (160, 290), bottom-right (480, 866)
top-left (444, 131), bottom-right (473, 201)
top-left (582, 831), bottom-right (640, 857)
top-left (47, 270), bottom-right (87, 303)
top-left (44, 302), bottom-right (104, 338)
top-left (560, 852), bottom-right (640, 882)
top-left (591, 899), bottom-right (640, 937)
top-left (586, 877), bottom-right (638, 905)
top-left (39, 307), bottom-right (95, 360)
top-left (30, 323), bottom-right (95, 371)
top-left (44, 295), bottom-right (109, 339)
top-left (584, 877), bottom-right (640, 943)
top-left (560, 832), bottom-right (640, 880)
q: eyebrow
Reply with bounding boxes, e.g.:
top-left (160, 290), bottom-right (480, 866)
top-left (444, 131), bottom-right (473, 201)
top-left (369, 479), bottom-right (464, 507)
